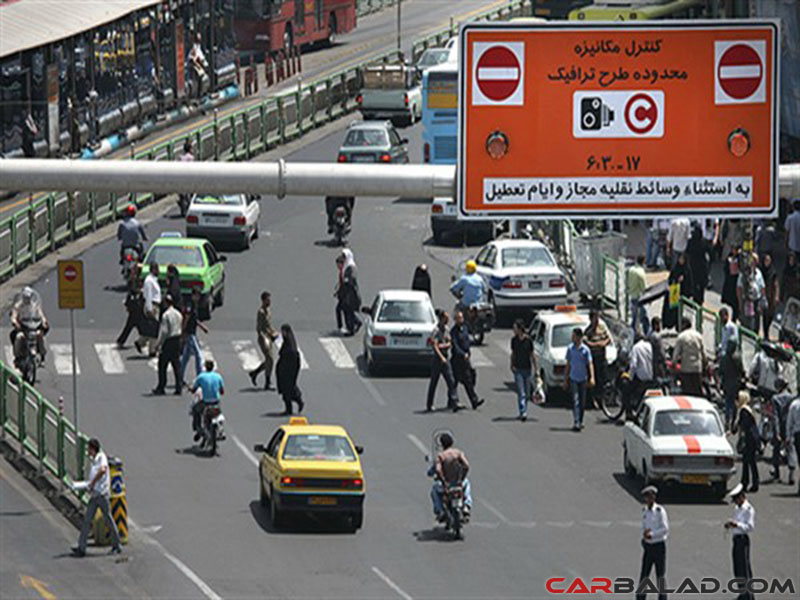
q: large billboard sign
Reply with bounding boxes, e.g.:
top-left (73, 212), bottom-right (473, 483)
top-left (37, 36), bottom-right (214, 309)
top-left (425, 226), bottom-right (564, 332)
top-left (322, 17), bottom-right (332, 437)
top-left (457, 21), bottom-right (779, 218)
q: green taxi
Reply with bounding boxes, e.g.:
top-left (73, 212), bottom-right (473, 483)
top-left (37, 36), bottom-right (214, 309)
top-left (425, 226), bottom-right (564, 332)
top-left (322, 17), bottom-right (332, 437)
top-left (141, 234), bottom-right (226, 313)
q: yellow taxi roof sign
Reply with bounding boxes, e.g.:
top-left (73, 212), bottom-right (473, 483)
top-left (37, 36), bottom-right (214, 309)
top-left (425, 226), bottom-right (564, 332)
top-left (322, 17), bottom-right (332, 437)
top-left (289, 416), bottom-right (309, 425)
top-left (645, 389), bottom-right (664, 398)
top-left (554, 305), bottom-right (577, 312)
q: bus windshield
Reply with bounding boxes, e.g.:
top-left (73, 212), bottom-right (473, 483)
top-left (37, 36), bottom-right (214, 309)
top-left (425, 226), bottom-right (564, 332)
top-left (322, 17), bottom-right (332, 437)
top-left (422, 65), bottom-right (458, 165)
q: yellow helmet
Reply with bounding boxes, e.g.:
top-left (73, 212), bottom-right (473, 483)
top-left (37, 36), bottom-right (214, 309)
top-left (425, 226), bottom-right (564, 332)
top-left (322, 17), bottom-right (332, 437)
top-left (465, 260), bottom-right (477, 274)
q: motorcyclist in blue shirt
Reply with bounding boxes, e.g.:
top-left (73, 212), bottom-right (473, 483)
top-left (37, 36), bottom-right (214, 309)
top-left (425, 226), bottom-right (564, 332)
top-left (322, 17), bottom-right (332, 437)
top-left (449, 260), bottom-right (487, 313)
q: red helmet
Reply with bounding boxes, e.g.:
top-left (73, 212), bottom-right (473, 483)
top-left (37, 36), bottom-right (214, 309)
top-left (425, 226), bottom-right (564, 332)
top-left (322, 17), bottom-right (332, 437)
top-left (126, 205), bottom-right (137, 217)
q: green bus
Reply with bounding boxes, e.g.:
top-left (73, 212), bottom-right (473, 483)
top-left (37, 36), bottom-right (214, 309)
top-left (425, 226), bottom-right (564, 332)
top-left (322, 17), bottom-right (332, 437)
top-left (569, 0), bottom-right (707, 20)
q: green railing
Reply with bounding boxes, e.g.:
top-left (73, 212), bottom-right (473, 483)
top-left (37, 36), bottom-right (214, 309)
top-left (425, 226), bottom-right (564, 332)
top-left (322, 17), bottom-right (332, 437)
top-left (0, 0), bottom-right (530, 284)
top-left (1, 360), bottom-right (89, 502)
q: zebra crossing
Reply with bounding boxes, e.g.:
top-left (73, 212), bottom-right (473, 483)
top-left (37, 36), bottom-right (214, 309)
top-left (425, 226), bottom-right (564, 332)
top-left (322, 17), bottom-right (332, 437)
top-left (3, 332), bottom-right (509, 377)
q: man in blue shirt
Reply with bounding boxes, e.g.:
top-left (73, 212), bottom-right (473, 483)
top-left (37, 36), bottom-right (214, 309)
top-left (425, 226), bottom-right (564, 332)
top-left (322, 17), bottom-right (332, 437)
top-left (449, 260), bottom-right (486, 313)
top-left (564, 327), bottom-right (595, 432)
top-left (191, 360), bottom-right (225, 440)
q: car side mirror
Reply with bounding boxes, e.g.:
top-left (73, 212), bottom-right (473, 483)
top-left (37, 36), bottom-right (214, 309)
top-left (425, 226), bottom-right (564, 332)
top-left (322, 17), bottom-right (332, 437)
top-left (219, 255), bottom-right (228, 262)
top-left (361, 306), bottom-right (372, 316)
top-left (400, 138), bottom-right (408, 145)
top-left (248, 194), bottom-right (260, 203)
top-left (253, 444), bottom-right (266, 453)
top-left (355, 445), bottom-right (364, 455)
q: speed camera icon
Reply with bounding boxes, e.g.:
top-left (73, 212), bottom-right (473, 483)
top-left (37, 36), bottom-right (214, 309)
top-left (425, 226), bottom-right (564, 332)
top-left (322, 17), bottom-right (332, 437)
top-left (573, 91), bottom-right (664, 138)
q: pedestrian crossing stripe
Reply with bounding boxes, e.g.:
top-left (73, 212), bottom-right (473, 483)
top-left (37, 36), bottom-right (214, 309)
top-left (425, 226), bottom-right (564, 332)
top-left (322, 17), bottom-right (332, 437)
top-left (94, 343), bottom-right (126, 374)
top-left (470, 347), bottom-right (493, 368)
top-left (318, 337), bottom-right (356, 369)
top-left (51, 344), bottom-right (80, 375)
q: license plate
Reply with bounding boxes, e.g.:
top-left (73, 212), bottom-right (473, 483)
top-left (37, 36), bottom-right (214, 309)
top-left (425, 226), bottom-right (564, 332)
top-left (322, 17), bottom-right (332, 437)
top-left (528, 281), bottom-right (542, 290)
top-left (351, 155), bottom-right (375, 163)
top-left (392, 337), bottom-right (420, 347)
top-left (308, 496), bottom-right (337, 506)
top-left (204, 216), bottom-right (228, 224)
top-left (682, 474), bottom-right (710, 484)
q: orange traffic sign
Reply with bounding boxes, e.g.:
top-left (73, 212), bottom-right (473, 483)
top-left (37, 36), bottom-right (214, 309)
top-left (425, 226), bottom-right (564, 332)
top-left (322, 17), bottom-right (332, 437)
top-left (457, 21), bottom-right (779, 219)
top-left (58, 260), bottom-right (85, 309)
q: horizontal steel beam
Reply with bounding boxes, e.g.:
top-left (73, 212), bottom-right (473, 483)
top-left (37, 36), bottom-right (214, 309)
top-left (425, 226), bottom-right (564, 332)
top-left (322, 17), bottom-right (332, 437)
top-left (1, 159), bottom-right (799, 201)
top-left (0, 159), bottom-right (455, 199)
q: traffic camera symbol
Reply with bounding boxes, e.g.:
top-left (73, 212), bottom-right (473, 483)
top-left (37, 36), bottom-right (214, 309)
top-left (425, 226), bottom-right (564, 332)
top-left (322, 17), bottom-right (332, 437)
top-left (580, 97), bottom-right (615, 131)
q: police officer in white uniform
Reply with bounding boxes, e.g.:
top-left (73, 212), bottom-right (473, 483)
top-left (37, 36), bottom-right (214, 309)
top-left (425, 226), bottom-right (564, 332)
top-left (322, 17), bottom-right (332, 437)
top-left (724, 483), bottom-right (755, 600)
top-left (637, 485), bottom-right (669, 600)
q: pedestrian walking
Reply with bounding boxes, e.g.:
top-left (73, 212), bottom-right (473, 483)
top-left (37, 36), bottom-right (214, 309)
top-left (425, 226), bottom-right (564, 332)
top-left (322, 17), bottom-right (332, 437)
top-left (666, 218), bottom-right (690, 267)
top-left (180, 288), bottom-right (208, 386)
top-left (737, 254), bottom-right (765, 334)
top-left (564, 327), bottom-right (594, 431)
top-left (733, 391), bottom-right (760, 493)
top-left (71, 438), bottom-right (122, 557)
top-left (719, 338), bottom-right (744, 432)
top-left (759, 253), bottom-right (778, 339)
top-left (584, 309), bottom-right (611, 410)
top-left (785, 395), bottom-right (800, 495)
top-left (722, 248), bottom-right (742, 323)
top-left (747, 341), bottom-right (784, 409)
top-left (340, 249), bottom-right (362, 336)
top-left (718, 306), bottom-right (739, 359)
top-left (333, 254), bottom-right (347, 334)
top-left (426, 310), bottom-right (459, 412)
top-left (450, 311), bottom-right (485, 410)
top-left (136, 262), bottom-right (161, 356)
top-left (628, 255), bottom-right (650, 335)
top-left (510, 319), bottom-right (537, 421)
top-left (687, 222), bottom-right (709, 305)
top-left (767, 378), bottom-right (794, 484)
top-left (152, 295), bottom-right (182, 396)
top-left (672, 317), bottom-right (705, 397)
top-left (626, 334), bottom-right (654, 420)
top-left (116, 275), bottom-right (144, 348)
top-left (22, 112), bottom-right (38, 157)
top-left (724, 484), bottom-right (756, 600)
top-left (636, 485), bottom-right (668, 600)
top-left (166, 264), bottom-right (183, 311)
top-left (411, 263), bottom-right (432, 298)
top-left (649, 317), bottom-right (667, 381)
top-left (785, 198), bottom-right (800, 263)
top-left (661, 253), bottom-right (692, 331)
top-left (249, 291), bottom-right (278, 390)
top-left (276, 324), bottom-right (304, 415)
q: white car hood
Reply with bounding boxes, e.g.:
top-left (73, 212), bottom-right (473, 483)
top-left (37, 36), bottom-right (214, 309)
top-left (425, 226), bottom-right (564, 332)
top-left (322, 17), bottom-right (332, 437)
top-left (650, 435), bottom-right (733, 455)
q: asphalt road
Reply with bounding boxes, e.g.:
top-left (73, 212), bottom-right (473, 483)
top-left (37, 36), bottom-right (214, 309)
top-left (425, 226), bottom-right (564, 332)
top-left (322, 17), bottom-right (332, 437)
top-left (2, 103), bottom-right (798, 600)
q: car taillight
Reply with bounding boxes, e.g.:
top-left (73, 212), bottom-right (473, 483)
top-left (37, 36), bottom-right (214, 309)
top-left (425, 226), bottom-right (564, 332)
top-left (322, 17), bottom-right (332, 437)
top-left (337, 154), bottom-right (347, 163)
top-left (502, 279), bottom-right (522, 289)
top-left (431, 204), bottom-right (443, 214)
top-left (549, 278), bottom-right (565, 288)
top-left (372, 335), bottom-right (386, 346)
top-left (715, 456), bottom-right (734, 468)
top-left (186, 280), bottom-right (204, 289)
top-left (281, 476), bottom-right (298, 487)
top-left (423, 142), bottom-right (430, 163)
top-left (341, 478), bottom-right (363, 490)
top-left (652, 455), bottom-right (674, 467)
top-left (186, 215), bottom-right (198, 224)
top-left (356, 94), bottom-right (362, 104)
top-left (125, 254), bottom-right (134, 262)
top-left (379, 153), bottom-right (391, 163)
top-left (404, 93), bottom-right (409, 106)
top-left (233, 216), bottom-right (246, 226)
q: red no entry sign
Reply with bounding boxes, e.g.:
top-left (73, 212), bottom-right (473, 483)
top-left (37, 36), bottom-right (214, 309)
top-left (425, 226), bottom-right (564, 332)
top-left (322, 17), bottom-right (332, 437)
top-left (717, 43), bottom-right (763, 100)
top-left (472, 43), bottom-right (524, 105)
top-left (64, 265), bottom-right (77, 281)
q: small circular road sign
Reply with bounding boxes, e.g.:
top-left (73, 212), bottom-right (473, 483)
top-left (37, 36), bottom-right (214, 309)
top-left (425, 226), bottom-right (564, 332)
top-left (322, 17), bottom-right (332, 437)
top-left (476, 46), bottom-right (521, 102)
top-left (64, 265), bottom-right (78, 282)
top-left (718, 43), bottom-right (763, 100)
top-left (624, 93), bottom-right (658, 135)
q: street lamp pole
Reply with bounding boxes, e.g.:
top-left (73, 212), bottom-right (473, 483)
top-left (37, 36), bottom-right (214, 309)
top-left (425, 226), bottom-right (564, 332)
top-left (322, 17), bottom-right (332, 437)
top-left (396, 0), bottom-right (401, 54)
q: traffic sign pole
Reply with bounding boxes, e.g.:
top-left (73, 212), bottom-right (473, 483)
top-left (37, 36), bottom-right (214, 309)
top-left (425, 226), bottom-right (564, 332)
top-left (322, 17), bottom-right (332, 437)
top-left (70, 307), bottom-right (78, 467)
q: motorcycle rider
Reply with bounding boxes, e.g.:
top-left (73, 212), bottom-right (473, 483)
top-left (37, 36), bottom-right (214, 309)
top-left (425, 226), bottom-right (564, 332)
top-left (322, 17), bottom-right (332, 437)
top-left (10, 287), bottom-right (48, 367)
top-left (190, 359), bottom-right (225, 442)
top-left (325, 196), bottom-right (355, 234)
top-left (429, 433), bottom-right (472, 522)
top-left (449, 260), bottom-right (487, 316)
top-left (117, 205), bottom-right (147, 264)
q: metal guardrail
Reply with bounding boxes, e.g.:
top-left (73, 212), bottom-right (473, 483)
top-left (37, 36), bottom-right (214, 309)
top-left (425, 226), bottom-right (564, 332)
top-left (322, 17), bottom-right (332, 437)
top-left (0, 0), bottom-right (529, 283)
top-left (356, 0), bottom-right (398, 17)
top-left (1, 360), bottom-right (89, 502)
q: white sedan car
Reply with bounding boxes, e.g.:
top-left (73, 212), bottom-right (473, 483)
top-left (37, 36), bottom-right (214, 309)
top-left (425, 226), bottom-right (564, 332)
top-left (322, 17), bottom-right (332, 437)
top-left (474, 239), bottom-right (567, 313)
top-left (529, 307), bottom-right (618, 397)
top-left (623, 396), bottom-right (735, 498)
top-left (186, 193), bottom-right (260, 250)
top-left (362, 290), bottom-right (436, 374)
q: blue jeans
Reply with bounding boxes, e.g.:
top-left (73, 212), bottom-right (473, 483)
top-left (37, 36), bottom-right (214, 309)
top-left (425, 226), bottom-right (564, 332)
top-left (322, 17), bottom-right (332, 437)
top-left (571, 380), bottom-right (588, 427)
top-left (631, 299), bottom-right (650, 336)
top-left (180, 334), bottom-right (203, 383)
top-left (645, 230), bottom-right (658, 268)
top-left (431, 478), bottom-right (472, 516)
top-left (514, 369), bottom-right (532, 417)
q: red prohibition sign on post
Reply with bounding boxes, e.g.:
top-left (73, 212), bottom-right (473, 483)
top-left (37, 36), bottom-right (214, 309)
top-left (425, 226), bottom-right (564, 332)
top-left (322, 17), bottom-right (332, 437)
top-left (475, 45), bottom-right (521, 102)
top-left (718, 43), bottom-right (763, 100)
top-left (64, 265), bottom-right (78, 282)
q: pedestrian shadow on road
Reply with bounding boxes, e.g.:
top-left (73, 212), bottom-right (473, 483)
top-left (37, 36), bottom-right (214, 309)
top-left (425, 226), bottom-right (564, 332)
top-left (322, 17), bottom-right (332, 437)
top-left (612, 473), bottom-right (725, 505)
top-left (175, 445), bottom-right (216, 459)
top-left (412, 527), bottom-right (455, 542)
top-left (102, 284), bottom-right (128, 293)
top-left (313, 238), bottom-right (346, 248)
top-left (261, 411), bottom-right (292, 418)
top-left (492, 415), bottom-right (539, 423)
top-left (248, 501), bottom-right (355, 535)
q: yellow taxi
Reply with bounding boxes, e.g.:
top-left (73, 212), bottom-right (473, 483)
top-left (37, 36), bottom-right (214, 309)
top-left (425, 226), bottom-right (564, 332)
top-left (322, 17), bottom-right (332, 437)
top-left (254, 417), bottom-right (365, 530)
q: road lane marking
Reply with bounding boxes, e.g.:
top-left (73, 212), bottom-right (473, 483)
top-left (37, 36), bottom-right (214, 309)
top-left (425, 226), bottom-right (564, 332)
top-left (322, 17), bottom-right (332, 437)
top-left (51, 344), bottom-right (80, 375)
top-left (357, 373), bottom-right (387, 406)
top-left (129, 518), bottom-right (223, 600)
top-left (406, 433), bottom-right (428, 456)
top-left (232, 434), bottom-right (260, 467)
top-left (371, 567), bottom-right (413, 600)
top-left (469, 347), bottom-right (493, 367)
top-left (232, 340), bottom-right (261, 371)
top-left (19, 575), bottom-right (56, 600)
top-left (4, 345), bottom-right (15, 368)
top-left (478, 498), bottom-right (510, 523)
top-left (583, 520), bottom-right (612, 528)
top-left (546, 521), bottom-right (575, 528)
top-left (319, 337), bottom-right (356, 369)
top-left (94, 343), bottom-right (126, 374)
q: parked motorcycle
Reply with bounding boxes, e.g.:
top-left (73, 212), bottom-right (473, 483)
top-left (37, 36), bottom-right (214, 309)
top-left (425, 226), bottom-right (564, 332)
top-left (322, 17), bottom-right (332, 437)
top-left (198, 403), bottom-right (226, 456)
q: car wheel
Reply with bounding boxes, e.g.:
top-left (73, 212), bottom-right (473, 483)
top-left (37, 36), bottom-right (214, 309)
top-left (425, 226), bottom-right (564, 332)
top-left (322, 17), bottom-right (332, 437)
top-left (711, 482), bottom-right (726, 500)
top-left (642, 461), bottom-right (651, 486)
top-left (623, 446), bottom-right (635, 478)
top-left (349, 510), bottom-right (363, 532)
top-left (253, 224), bottom-right (259, 240)
top-left (259, 475), bottom-right (268, 507)
top-left (270, 486), bottom-right (284, 528)
top-left (214, 286), bottom-right (225, 308)
top-left (432, 224), bottom-right (445, 245)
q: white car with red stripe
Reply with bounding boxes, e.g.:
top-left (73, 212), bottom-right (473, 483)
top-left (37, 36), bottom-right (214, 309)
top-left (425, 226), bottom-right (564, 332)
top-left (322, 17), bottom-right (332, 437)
top-left (622, 396), bottom-right (735, 498)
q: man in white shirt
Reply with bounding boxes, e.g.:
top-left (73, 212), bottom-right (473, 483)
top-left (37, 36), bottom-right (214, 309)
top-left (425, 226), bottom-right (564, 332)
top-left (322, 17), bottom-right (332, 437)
top-left (153, 294), bottom-right (183, 396)
top-left (718, 306), bottom-right (739, 358)
top-left (626, 335), bottom-right (654, 420)
top-left (724, 484), bottom-right (755, 600)
top-left (786, 396), bottom-right (800, 495)
top-left (666, 218), bottom-right (690, 266)
top-left (637, 485), bottom-right (668, 600)
top-left (72, 438), bottom-right (121, 557)
top-left (136, 262), bottom-right (162, 356)
top-left (747, 342), bottom-right (784, 404)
